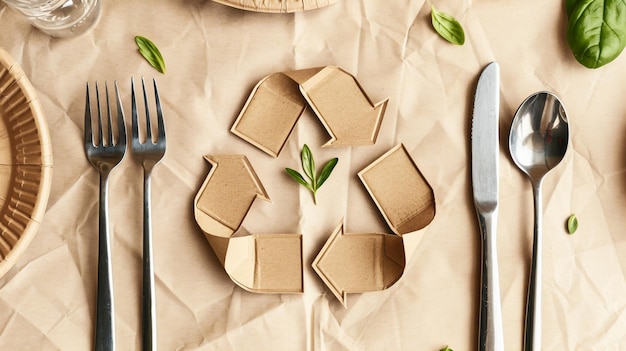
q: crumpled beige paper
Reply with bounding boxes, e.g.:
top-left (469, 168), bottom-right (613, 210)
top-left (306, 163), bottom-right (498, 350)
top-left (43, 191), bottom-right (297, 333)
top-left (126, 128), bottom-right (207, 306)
top-left (0, 0), bottom-right (626, 349)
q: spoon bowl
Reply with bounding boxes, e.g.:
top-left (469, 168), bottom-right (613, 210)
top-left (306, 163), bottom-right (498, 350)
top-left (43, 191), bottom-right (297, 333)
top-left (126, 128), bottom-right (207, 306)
top-left (510, 92), bottom-right (569, 180)
top-left (508, 91), bottom-right (569, 351)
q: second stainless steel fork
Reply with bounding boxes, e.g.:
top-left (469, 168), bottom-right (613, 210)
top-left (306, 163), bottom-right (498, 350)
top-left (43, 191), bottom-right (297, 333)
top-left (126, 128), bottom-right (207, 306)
top-left (84, 82), bottom-right (127, 351)
top-left (131, 77), bottom-right (166, 351)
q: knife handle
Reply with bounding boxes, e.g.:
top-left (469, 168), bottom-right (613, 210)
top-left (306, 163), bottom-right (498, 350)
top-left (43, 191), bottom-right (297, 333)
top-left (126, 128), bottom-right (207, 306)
top-left (477, 209), bottom-right (504, 351)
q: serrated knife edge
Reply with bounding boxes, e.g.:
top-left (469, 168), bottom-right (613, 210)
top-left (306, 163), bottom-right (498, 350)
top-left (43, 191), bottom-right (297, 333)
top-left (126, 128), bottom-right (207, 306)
top-left (471, 62), bottom-right (500, 212)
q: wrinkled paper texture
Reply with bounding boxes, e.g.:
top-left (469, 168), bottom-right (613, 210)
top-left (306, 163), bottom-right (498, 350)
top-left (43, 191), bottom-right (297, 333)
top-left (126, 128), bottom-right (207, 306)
top-left (1, 0), bottom-right (626, 349)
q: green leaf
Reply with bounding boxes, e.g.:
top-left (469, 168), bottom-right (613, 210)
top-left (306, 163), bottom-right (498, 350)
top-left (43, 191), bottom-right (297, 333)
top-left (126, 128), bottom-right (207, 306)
top-left (440, 346), bottom-right (454, 351)
top-left (566, 0), bottom-right (626, 68)
top-left (286, 145), bottom-right (338, 205)
top-left (431, 5), bottom-right (465, 45)
top-left (135, 35), bottom-right (166, 74)
top-left (565, 0), bottom-right (578, 15)
top-left (301, 144), bottom-right (316, 183)
top-left (567, 214), bottom-right (579, 234)
top-left (285, 168), bottom-right (310, 188)
top-left (317, 158), bottom-right (338, 188)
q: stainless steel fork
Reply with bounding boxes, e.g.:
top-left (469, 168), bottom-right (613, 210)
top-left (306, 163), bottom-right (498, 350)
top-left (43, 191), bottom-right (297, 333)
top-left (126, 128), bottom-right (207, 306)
top-left (84, 82), bottom-right (127, 351)
top-left (131, 77), bottom-right (166, 351)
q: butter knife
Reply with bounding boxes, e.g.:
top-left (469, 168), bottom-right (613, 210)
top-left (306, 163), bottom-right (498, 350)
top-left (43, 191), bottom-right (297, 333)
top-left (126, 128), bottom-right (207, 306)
top-left (471, 62), bottom-right (504, 351)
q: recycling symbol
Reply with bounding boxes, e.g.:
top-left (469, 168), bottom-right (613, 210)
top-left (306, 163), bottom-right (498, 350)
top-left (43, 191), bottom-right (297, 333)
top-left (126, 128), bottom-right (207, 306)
top-left (194, 66), bottom-right (435, 307)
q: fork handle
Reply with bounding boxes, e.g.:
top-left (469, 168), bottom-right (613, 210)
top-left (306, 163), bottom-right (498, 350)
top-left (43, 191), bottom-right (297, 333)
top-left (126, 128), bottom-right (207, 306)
top-left (95, 172), bottom-right (116, 351)
top-left (142, 167), bottom-right (157, 351)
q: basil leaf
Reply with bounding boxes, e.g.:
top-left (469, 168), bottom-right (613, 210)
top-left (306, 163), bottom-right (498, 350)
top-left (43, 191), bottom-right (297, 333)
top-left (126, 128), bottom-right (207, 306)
top-left (135, 35), bottom-right (166, 74)
top-left (317, 158), bottom-right (338, 188)
top-left (431, 5), bottom-right (465, 45)
top-left (567, 214), bottom-right (578, 234)
top-left (301, 144), bottom-right (315, 183)
top-left (566, 0), bottom-right (626, 68)
top-left (565, 0), bottom-right (578, 15)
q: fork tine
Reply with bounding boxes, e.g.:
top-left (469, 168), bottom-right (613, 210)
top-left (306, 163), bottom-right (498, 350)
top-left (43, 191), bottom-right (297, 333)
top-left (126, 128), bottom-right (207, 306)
top-left (85, 82), bottom-right (93, 146)
top-left (153, 78), bottom-right (166, 143)
top-left (114, 81), bottom-right (126, 146)
top-left (104, 82), bottom-right (113, 146)
top-left (131, 77), bottom-right (140, 145)
top-left (141, 77), bottom-right (152, 143)
top-left (96, 82), bottom-right (103, 147)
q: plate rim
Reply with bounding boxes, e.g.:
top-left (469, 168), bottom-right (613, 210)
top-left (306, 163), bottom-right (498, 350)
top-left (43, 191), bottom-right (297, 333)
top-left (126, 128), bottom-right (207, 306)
top-left (0, 47), bottom-right (53, 279)
top-left (211, 0), bottom-right (338, 13)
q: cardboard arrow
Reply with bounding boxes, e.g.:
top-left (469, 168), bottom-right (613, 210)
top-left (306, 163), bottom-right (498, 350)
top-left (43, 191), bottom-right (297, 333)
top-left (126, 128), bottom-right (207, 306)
top-left (194, 155), bottom-right (269, 237)
top-left (358, 144), bottom-right (436, 236)
top-left (194, 155), bottom-right (303, 293)
top-left (313, 144), bottom-right (435, 306)
top-left (298, 66), bottom-right (388, 147)
top-left (312, 222), bottom-right (405, 307)
top-left (231, 66), bottom-right (388, 157)
top-left (230, 73), bottom-right (307, 157)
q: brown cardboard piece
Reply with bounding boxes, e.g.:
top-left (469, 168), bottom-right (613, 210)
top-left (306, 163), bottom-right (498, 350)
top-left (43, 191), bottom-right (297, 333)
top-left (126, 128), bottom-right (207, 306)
top-left (313, 222), bottom-right (406, 307)
top-left (230, 73), bottom-right (307, 157)
top-left (231, 66), bottom-right (388, 157)
top-left (313, 144), bottom-right (435, 306)
top-left (211, 0), bottom-right (337, 13)
top-left (358, 144), bottom-right (436, 235)
top-left (194, 155), bottom-right (303, 293)
top-left (0, 48), bottom-right (52, 278)
top-left (299, 66), bottom-right (388, 147)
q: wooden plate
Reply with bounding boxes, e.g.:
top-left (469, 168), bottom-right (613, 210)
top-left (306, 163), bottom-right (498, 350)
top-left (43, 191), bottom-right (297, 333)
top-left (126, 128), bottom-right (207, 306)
top-left (0, 47), bottom-right (52, 278)
top-left (212, 0), bottom-right (337, 13)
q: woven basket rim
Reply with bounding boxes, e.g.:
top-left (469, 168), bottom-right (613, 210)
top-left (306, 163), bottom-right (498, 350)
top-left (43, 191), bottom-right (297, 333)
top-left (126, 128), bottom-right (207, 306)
top-left (211, 0), bottom-right (337, 13)
top-left (0, 47), bottom-right (53, 279)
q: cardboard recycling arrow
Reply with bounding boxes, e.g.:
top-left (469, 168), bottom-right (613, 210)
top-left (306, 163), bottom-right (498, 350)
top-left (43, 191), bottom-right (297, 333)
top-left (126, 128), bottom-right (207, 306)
top-left (358, 144), bottom-right (436, 234)
top-left (299, 66), bottom-right (388, 147)
top-left (231, 66), bottom-right (388, 157)
top-left (313, 144), bottom-right (435, 306)
top-left (193, 155), bottom-right (303, 293)
top-left (313, 223), bottom-right (405, 307)
top-left (194, 144), bottom-right (435, 306)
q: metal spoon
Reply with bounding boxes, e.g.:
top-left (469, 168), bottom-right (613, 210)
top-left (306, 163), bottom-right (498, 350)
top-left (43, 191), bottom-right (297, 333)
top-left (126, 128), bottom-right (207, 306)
top-left (508, 92), bottom-right (569, 351)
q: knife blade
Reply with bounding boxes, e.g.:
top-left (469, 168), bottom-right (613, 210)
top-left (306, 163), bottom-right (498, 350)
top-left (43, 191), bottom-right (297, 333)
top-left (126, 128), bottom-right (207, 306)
top-left (471, 62), bottom-right (504, 351)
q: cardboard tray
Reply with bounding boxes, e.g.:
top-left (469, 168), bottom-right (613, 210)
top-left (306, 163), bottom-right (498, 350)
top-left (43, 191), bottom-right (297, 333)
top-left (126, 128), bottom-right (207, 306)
top-left (212, 0), bottom-right (337, 13)
top-left (0, 47), bottom-right (53, 278)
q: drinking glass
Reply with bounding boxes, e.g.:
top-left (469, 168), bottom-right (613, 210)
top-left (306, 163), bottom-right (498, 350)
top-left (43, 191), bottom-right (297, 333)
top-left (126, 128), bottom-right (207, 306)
top-left (2, 0), bottom-right (101, 38)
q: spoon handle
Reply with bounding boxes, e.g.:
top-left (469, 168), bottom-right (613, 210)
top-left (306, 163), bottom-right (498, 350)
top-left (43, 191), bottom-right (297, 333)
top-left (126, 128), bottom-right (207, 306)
top-left (525, 181), bottom-right (543, 351)
top-left (477, 209), bottom-right (504, 351)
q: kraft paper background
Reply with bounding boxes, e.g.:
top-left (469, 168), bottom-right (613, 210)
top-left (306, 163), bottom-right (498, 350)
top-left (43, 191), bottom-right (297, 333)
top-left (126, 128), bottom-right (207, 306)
top-left (1, 0), bottom-right (625, 349)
